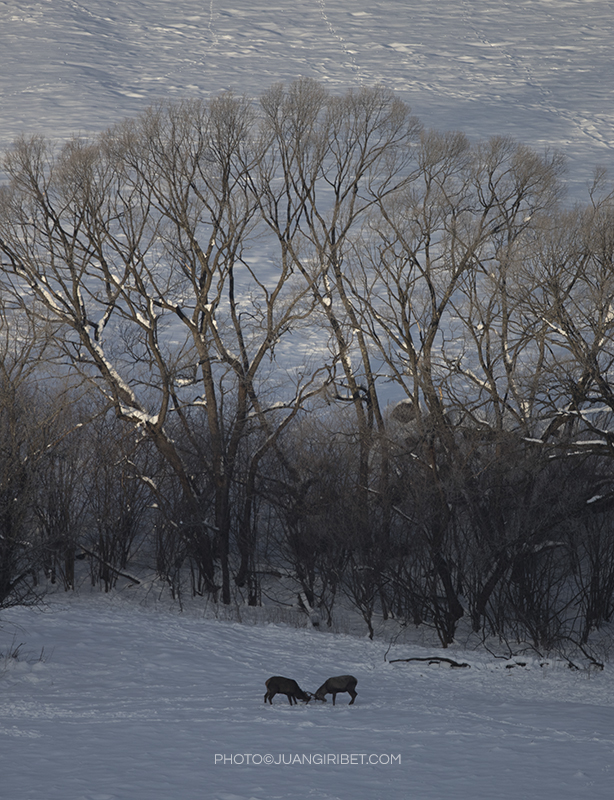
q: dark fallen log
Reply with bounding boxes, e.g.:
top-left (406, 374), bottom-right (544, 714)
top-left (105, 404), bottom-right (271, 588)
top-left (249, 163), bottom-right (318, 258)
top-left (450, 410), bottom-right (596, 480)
top-left (389, 656), bottom-right (470, 668)
top-left (77, 546), bottom-right (141, 585)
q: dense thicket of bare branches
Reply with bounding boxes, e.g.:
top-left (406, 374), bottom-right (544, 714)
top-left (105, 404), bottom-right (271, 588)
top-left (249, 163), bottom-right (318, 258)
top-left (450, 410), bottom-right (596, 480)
top-left (2, 81), bottom-right (614, 657)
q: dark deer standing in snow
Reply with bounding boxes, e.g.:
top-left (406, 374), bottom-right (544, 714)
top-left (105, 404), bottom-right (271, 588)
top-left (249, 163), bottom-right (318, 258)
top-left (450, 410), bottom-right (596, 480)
top-left (264, 676), bottom-right (312, 705)
top-left (314, 675), bottom-right (357, 705)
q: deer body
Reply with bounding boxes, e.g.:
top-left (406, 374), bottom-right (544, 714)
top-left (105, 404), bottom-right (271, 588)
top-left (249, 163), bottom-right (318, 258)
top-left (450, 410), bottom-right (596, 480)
top-left (264, 676), bottom-right (311, 705)
top-left (314, 675), bottom-right (357, 705)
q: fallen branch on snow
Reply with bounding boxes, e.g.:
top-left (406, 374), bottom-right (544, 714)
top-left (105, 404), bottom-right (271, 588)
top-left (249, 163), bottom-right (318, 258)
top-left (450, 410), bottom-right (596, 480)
top-left (389, 656), bottom-right (470, 668)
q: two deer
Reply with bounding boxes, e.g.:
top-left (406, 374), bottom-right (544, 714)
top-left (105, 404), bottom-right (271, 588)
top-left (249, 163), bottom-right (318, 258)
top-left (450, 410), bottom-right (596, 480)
top-left (264, 675), bottom-right (357, 706)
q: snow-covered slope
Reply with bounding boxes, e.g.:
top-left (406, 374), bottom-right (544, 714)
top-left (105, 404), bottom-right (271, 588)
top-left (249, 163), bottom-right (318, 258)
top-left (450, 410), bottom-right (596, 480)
top-left (3, 4), bottom-right (614, 796)
top-left (1, 594), bottom-right (614, 800)
top-left (2, 0), bottom-right (614, 196)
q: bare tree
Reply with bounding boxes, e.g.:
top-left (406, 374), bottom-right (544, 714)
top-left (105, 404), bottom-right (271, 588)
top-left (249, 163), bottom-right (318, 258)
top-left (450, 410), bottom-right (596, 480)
top-left (253, 81), bottom-right (421, 606)
top-left (0, 97), bottom-right (326, 604)
top-left (0, 300), bottom-right (66, 606)
top-left (343, 134), bottom-right (565, 642)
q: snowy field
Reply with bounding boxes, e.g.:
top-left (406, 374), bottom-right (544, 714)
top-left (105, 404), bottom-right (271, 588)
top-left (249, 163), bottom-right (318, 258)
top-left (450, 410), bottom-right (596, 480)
top-left (2, 0), bottom-right (614, 198)
top-left (1, 593), bottom-right (614, 800)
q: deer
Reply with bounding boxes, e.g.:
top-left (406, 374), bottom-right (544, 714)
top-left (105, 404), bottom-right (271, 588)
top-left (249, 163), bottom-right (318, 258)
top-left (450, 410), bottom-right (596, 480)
top-left (264, 676), bottom-right (312, 705)
top-left (314, 675), bottom-right (357, 705)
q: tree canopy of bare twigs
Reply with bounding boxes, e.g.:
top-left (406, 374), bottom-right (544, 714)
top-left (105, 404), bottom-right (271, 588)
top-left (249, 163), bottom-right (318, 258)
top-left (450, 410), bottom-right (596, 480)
top-left (2, 82), bottom-right (614, 660)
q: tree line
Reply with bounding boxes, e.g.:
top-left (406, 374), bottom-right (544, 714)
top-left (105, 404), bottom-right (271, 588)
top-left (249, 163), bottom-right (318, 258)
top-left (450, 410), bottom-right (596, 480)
top-left (1, 80), bottom-right (614, 657)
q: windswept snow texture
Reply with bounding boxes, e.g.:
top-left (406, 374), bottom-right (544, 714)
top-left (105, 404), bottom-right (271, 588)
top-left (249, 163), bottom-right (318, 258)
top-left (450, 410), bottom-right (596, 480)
top-left (1, 595), bottom-right (614, 800)
top-left (2, 0), bottom-right (614, 196)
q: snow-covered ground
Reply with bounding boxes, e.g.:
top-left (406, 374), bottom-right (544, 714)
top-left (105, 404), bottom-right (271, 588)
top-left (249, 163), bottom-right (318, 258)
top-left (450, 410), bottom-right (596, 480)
top-left (2, 0), bottom-right (614, 198)
top-left (1, 592), bottom-right (614, 800)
